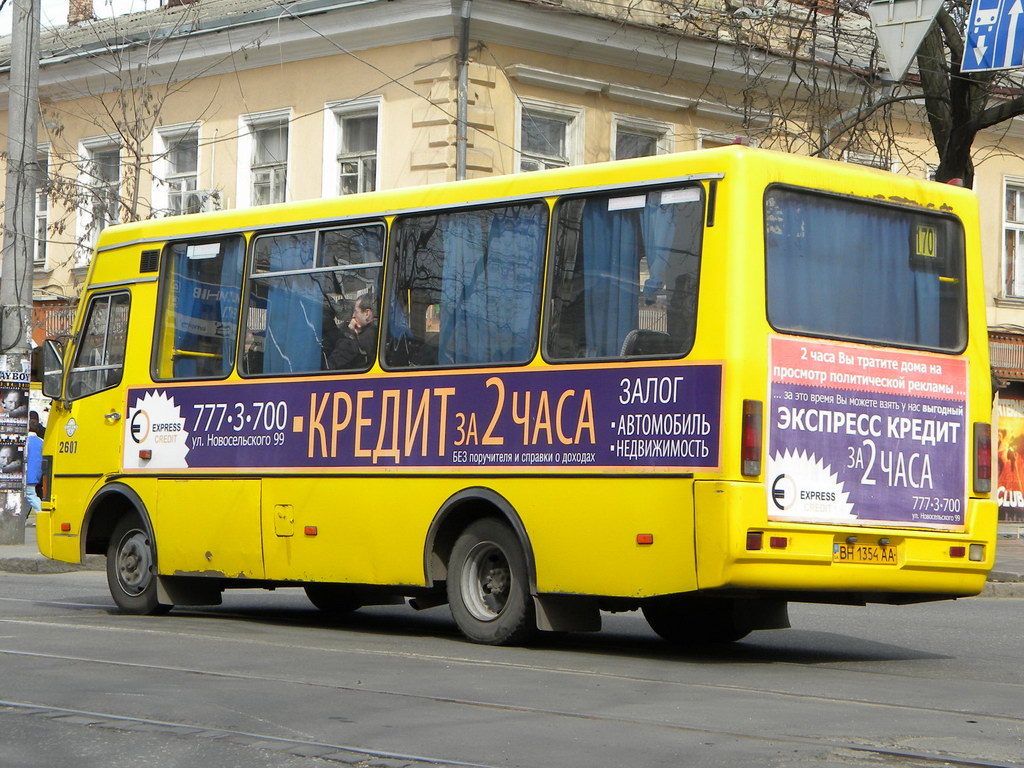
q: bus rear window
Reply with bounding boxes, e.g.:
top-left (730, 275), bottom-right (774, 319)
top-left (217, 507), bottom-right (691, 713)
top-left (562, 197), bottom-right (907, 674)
top-left (765, 188), bottom-right (967, 352)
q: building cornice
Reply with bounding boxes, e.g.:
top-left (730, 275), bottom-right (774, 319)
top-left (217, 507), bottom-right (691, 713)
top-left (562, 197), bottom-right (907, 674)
top-left (0, 0), bottom-right (847, 112)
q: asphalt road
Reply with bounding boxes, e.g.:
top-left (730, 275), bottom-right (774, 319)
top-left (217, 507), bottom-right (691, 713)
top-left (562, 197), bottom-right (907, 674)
top-left (0, 570), bottom-right (1022, 768)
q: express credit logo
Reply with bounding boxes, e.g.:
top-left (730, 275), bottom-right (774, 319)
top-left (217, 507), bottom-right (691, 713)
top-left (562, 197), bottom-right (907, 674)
top-left (771, 474), bottom-right (796, 511)
top-left (129, 410), bottom-right (151, 444)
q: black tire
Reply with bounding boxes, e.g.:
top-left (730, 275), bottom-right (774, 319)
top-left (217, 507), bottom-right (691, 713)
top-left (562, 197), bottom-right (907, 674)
top-left (304, 584), bottom-right (363, 615)
top-left (447, 518), bottom-right (536, 645)
top-left (106, 514), bottom-right (171, 615)
top-left (642, 595), bottom-right (751, 646)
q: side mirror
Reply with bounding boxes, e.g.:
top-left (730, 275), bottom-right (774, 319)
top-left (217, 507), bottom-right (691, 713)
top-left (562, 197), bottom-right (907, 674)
top-left (41, 339), bottom-right (65, 400)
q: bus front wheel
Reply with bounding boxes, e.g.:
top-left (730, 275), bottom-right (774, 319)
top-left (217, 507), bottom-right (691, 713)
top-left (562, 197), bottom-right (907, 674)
top-left (447, 519), bottom-right (536, 645)
top-left (642, 595), bottom-right (751, 645)
top-left (106, 515), bottom-right (171, 615)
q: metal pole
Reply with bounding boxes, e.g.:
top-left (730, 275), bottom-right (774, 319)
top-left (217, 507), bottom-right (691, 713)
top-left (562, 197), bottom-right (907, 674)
top-left (0, 0), bottom-right (41, 545)
top-left (455, 0), bottom-right (472, 181)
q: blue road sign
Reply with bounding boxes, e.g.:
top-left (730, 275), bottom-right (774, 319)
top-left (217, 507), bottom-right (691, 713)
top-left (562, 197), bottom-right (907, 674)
top-left (963, 0), bottom-right (1024, 72)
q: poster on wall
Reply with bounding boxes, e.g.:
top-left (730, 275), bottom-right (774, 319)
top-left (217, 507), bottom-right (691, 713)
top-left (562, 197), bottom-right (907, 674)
top-left (767, 336), bottom-right (968, 530)
top-left (0, 366), bottom-right (30, 502)
top-left (996, 395), bottom-right (1024, 522)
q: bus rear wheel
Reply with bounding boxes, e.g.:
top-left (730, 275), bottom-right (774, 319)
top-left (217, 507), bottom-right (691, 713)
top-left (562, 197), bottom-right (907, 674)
top-left (642, 595), bottom-right (751, 645)
top-left (447, 519), bottom-right (536, 645)
top-left (304, 584), bottom-right (363, 615)
top-left (106, 515), bottom-right (171, 615)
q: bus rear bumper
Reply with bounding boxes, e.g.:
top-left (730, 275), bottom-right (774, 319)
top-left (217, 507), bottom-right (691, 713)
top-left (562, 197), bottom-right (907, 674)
top-left (694, 481), bottom-right (996, 601)
top-left (34, 509), bottom-right (83, 565)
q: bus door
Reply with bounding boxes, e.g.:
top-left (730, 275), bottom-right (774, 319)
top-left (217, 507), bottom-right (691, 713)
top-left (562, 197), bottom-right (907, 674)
top-left (138, 235), bottom-right (266, 580)
top-left (59, 291), bottom-right (133, 487)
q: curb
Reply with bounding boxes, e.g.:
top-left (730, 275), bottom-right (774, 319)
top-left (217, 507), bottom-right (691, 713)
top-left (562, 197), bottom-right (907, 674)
top-left (0, 555), bottom-right (104, 575)
top-left (980, 581), bottom-right (1024, 598)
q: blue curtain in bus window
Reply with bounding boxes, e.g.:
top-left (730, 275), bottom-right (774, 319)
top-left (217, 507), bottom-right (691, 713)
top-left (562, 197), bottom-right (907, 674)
top-left (438, 206), bottom-right (545, 364)
top-left (483, 205), bottom-right (544, 362)
top-left (641, 195), bottom-right (678, 304)
top-left (172, 239), bottom-right (243, 378)
top-left (439, 212), bottom-right (486, 364)
top-left (767, 195), bottom-right (940, 348)
top-left (583, 201), bottom-right (640, 357)
top-left (263, 235), bottom-right (322, 373)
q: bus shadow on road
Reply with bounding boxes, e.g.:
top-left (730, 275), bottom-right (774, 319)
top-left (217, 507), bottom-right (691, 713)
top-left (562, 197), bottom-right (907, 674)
top-left (158, 596), bottom-right (951, 666)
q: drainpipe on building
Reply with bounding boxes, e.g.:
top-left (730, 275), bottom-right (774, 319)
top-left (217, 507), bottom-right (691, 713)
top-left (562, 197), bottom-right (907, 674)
top-left (455, 0), bottom-right (472, 181)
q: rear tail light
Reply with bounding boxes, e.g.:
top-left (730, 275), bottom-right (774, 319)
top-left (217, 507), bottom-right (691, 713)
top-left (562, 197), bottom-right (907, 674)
top-left (742, 399), bottom-right (763, 476)
top-left (39, 455), bottom-right (53, 502)
top-left (746, 531), bottom-right (763, 550)
top-left (973, 422), bottom-right (991, 494)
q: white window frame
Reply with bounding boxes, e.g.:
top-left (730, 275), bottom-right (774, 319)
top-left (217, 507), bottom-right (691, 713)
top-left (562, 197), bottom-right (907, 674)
top-left (322, 97), bottom-right (382, 198)
top-left (153, 123), bottom-right (201, 216)
top-left (697, 129), bottom-right (747, 149)
top-left (516, 99), bottom-right (583, 172)
top-left (237, 109), bottom-right (291, 208)
top-left (76, 135), bottom-right (122, 263)
top-left (844, 150), bottom-right (894, 172)
top-left (612, 115), bottom-right (672, 160)
top-left (1004, 178), bottom-right (1024, 299)
top-left (34, 145), bottom-right (49, 270)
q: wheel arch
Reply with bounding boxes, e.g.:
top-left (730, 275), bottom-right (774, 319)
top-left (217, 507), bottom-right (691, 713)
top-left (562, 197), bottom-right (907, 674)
top-left (423, 487), bottom-right (537, 594)
top-left (82, 482), bottom-right (154, 561)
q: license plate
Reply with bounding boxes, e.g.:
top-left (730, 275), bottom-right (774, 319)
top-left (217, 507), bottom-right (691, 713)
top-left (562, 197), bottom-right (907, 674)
top-left (832, 542), bottom-right (898, 565)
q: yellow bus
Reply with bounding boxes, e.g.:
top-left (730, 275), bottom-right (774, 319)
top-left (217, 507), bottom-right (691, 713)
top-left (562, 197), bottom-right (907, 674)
top-left (38, 146), bottom-right (996, 645)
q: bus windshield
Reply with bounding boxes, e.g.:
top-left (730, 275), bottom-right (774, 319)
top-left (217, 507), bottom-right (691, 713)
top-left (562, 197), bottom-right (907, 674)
top-left (765, 187), bottom-right (967, 352)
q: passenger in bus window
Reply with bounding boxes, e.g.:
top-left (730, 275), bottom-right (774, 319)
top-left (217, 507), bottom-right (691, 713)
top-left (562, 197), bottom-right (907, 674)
top-left (328, 290), bottom-right (378, 370)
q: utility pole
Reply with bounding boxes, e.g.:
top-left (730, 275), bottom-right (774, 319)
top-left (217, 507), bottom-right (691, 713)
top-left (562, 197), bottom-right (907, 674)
top-left (0, 0), bottom-right (41, 545)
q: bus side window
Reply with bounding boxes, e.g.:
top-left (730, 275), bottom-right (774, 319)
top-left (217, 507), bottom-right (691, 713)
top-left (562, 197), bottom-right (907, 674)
top-left (545, 186), bottom-right (702, 361)
top-left (241, 224), bottom-right (383, 376)
top-left (154, 237), bottom-right (245, 380)
top-left (384, 202), bottom-right (547, 368)
top-left (67, 292), bottom-right (130, 400)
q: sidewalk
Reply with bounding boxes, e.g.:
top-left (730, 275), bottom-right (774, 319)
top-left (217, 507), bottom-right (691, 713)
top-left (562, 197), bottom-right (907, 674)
top-left (0, 525), bottom-right (104, 574)
top-left (1, 525), bottom-right (1022, 591)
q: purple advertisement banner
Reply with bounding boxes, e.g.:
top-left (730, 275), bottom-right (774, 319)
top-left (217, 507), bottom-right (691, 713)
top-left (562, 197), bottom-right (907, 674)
top-left (767, 337), bottom-right (968, 530)
top-left (123, 364), bottom-right (723, 473)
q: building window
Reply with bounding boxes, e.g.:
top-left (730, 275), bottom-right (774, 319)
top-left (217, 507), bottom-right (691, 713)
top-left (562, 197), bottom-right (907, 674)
top-left (698, 130), bottom-right (741, 149)
top-left (165, 131), bottom-right (199, 214)
top-left (88, 144), bottom-right (120, 232)
top-left (844, 151), bottom-right (893, 171)
top-left (323, 99), bottom-right (382, 198)
top-left (519, 101), bottom-right (582, 172)
top-left (34, 150), bottom-right (48, 269)
top-left (238, 111), bottom-right (290, 208)
top-left (339, 112), bottom-right (377, 195)
top-left (1005, 182), bottom-right (1024, 298)
top-left (252, 121), bottom-right (288, 206)
top-left (77, 137), bottom-right (121, 260)
top-left (613, 118), bottom-right (671, 160)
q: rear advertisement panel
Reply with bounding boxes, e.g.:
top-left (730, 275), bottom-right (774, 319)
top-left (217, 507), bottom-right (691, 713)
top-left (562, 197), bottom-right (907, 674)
top-left (767, 336), bottom-right (968, 530)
